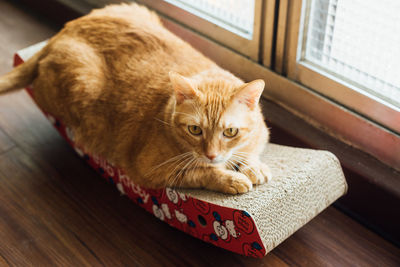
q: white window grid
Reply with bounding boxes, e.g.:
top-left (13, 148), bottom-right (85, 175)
top-left (303, 0), bottom-right (400, 108)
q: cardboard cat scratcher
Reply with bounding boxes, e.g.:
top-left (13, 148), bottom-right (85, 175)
top-left (14, 42), bottom-right (348, 258)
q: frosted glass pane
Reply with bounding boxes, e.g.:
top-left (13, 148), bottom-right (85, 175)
top-left (303, 0), bottom-right (400, 107)
top-left (164, 0), bottom-right (255, 39)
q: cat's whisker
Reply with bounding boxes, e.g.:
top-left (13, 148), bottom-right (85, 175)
top-left (232, 154), bottom-right (254, 168)
top-left (168, 164), bottom-right (185, 189)
top-left (183, 158), bottom-right (196, 187)
top-left (165, 154), bottom-right (193, 187)
top-left (234, 151), bottom-right (253, 156)
top-left (166, 154), bottom-right (195, 187)
top-left (231, 156), bottom-right (246, 170)
top-left (228, 161), bottom-right (238, 172)
top-left (226, 159), bottom-right (237, 172)
top-left (160, 154), bottom-right (193, 200)
top-left (232, 154), bottom-right (248, 161)
top-left (233, 152), bottom-right (253, 161)
top-left (225, 160), bottom-right (232, 171)
top-left (148, 153), bottom-right (191, 177)
top-left (179, 157), bottom-right (199, 190)
top-left (231, 159), bottom-right (241, 171)
top-left (192, 158), bottom-right (200, 176)
top-left (169, 156), bottom-right (196, 190)
top-left (145, 152), bottom-right (192, 177)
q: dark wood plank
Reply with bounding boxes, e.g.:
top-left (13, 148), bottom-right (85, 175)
top-left (0, 0), bottom-right (55, 155)
top-left (0, 128), bottom-right (15, 154)
top-left (0, 91), bottom-right (61, 154)
top-left (0, 0), bottom-right (399, 266)
top-left (274, 208), bottom-right (400, 266)
top-left (0, 0), bottom-right (57, 75)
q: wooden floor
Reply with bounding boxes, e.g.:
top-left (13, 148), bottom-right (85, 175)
top-left (0, 1), bottom-right (399, 266)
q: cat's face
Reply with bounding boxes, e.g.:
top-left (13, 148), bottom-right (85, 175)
top-left (169, 72), bottom-right (265, 165)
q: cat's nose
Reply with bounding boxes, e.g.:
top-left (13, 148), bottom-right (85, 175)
top-left (206, 154), bottom-right (217, 161)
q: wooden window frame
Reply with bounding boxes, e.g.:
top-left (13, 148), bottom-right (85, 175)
top-left (274, 0), bottom-right (400, 169)
top-left (136, 0), bottom-right (264, 61)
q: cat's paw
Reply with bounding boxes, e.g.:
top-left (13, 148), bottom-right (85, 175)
top-left (241, 165), bottom-right (264, 185)
top-left (241, 163), bottom-right (271, 185)
top-left (216, 172), bottom-right (253, 194)
top-left (225, 172), bottom-right (253, 194)
top-left (260, 163), bottom-right (272, 183)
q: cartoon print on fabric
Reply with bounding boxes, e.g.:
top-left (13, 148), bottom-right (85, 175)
top-left (161, 203), bottom-right (172, 219)
top-left (175, 210), bottom-right (188, 223)
top-left (211, 211), bottom-right (239, 242)
top-left (233, 210), bottom-right (255, 234)
top-left (166, 188), bottom-right (179, 204)
top-left (243, 242), bottom-right (264, 258)
top-left (178, 192), bottom-right (187, 201)
top-left (153, 204), bottom-right (165, 221)
top-left (225, 220), bottom-right (238, 238)
top-left (192, 198), bottom-right (210, 214)
top-left (213, 220), bottom-right (229, 240)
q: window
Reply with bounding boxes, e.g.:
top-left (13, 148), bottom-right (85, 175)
top-left (304, 0), bottom-right (400, 108)
top-left (163, 0), bottom-right (255, 39)
top-left (136, 0), bottom-right (263, 60)
top-left (285, 0), bottom-right (400, 133)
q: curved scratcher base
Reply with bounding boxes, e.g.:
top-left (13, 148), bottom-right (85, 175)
top-left (14, 46), bottom-right (347, 258)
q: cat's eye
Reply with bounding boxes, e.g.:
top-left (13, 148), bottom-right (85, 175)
top-left (223, 128), bottom-right (239, 138)
top-left (188, 125), bottom-right (202, 135)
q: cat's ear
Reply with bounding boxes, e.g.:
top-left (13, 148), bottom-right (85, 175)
top-left (235, 79), bottom-right (265, 109)
top-left (169, 71), bottom-right (197, 104)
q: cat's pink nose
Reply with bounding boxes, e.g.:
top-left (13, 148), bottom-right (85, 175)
top-left (206, 154), bottom-right (217, 161)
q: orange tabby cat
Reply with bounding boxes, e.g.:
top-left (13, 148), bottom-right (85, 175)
top-left (0, 3), bottom-right (271, 194)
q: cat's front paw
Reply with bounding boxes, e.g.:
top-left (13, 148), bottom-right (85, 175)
top-left (211, 171), bottom-right (252, 194)
top-left (260, 163), bottom-right (272, 183)
top-left (241, 163), bottom-right (272, 185)
top-left (241, 165), bottom-right (264, 185)
top-left (226, 172), bottom-right (253, 194)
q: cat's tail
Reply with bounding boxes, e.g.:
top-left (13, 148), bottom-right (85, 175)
top-left (0, 50), bottom-right (42, 95)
